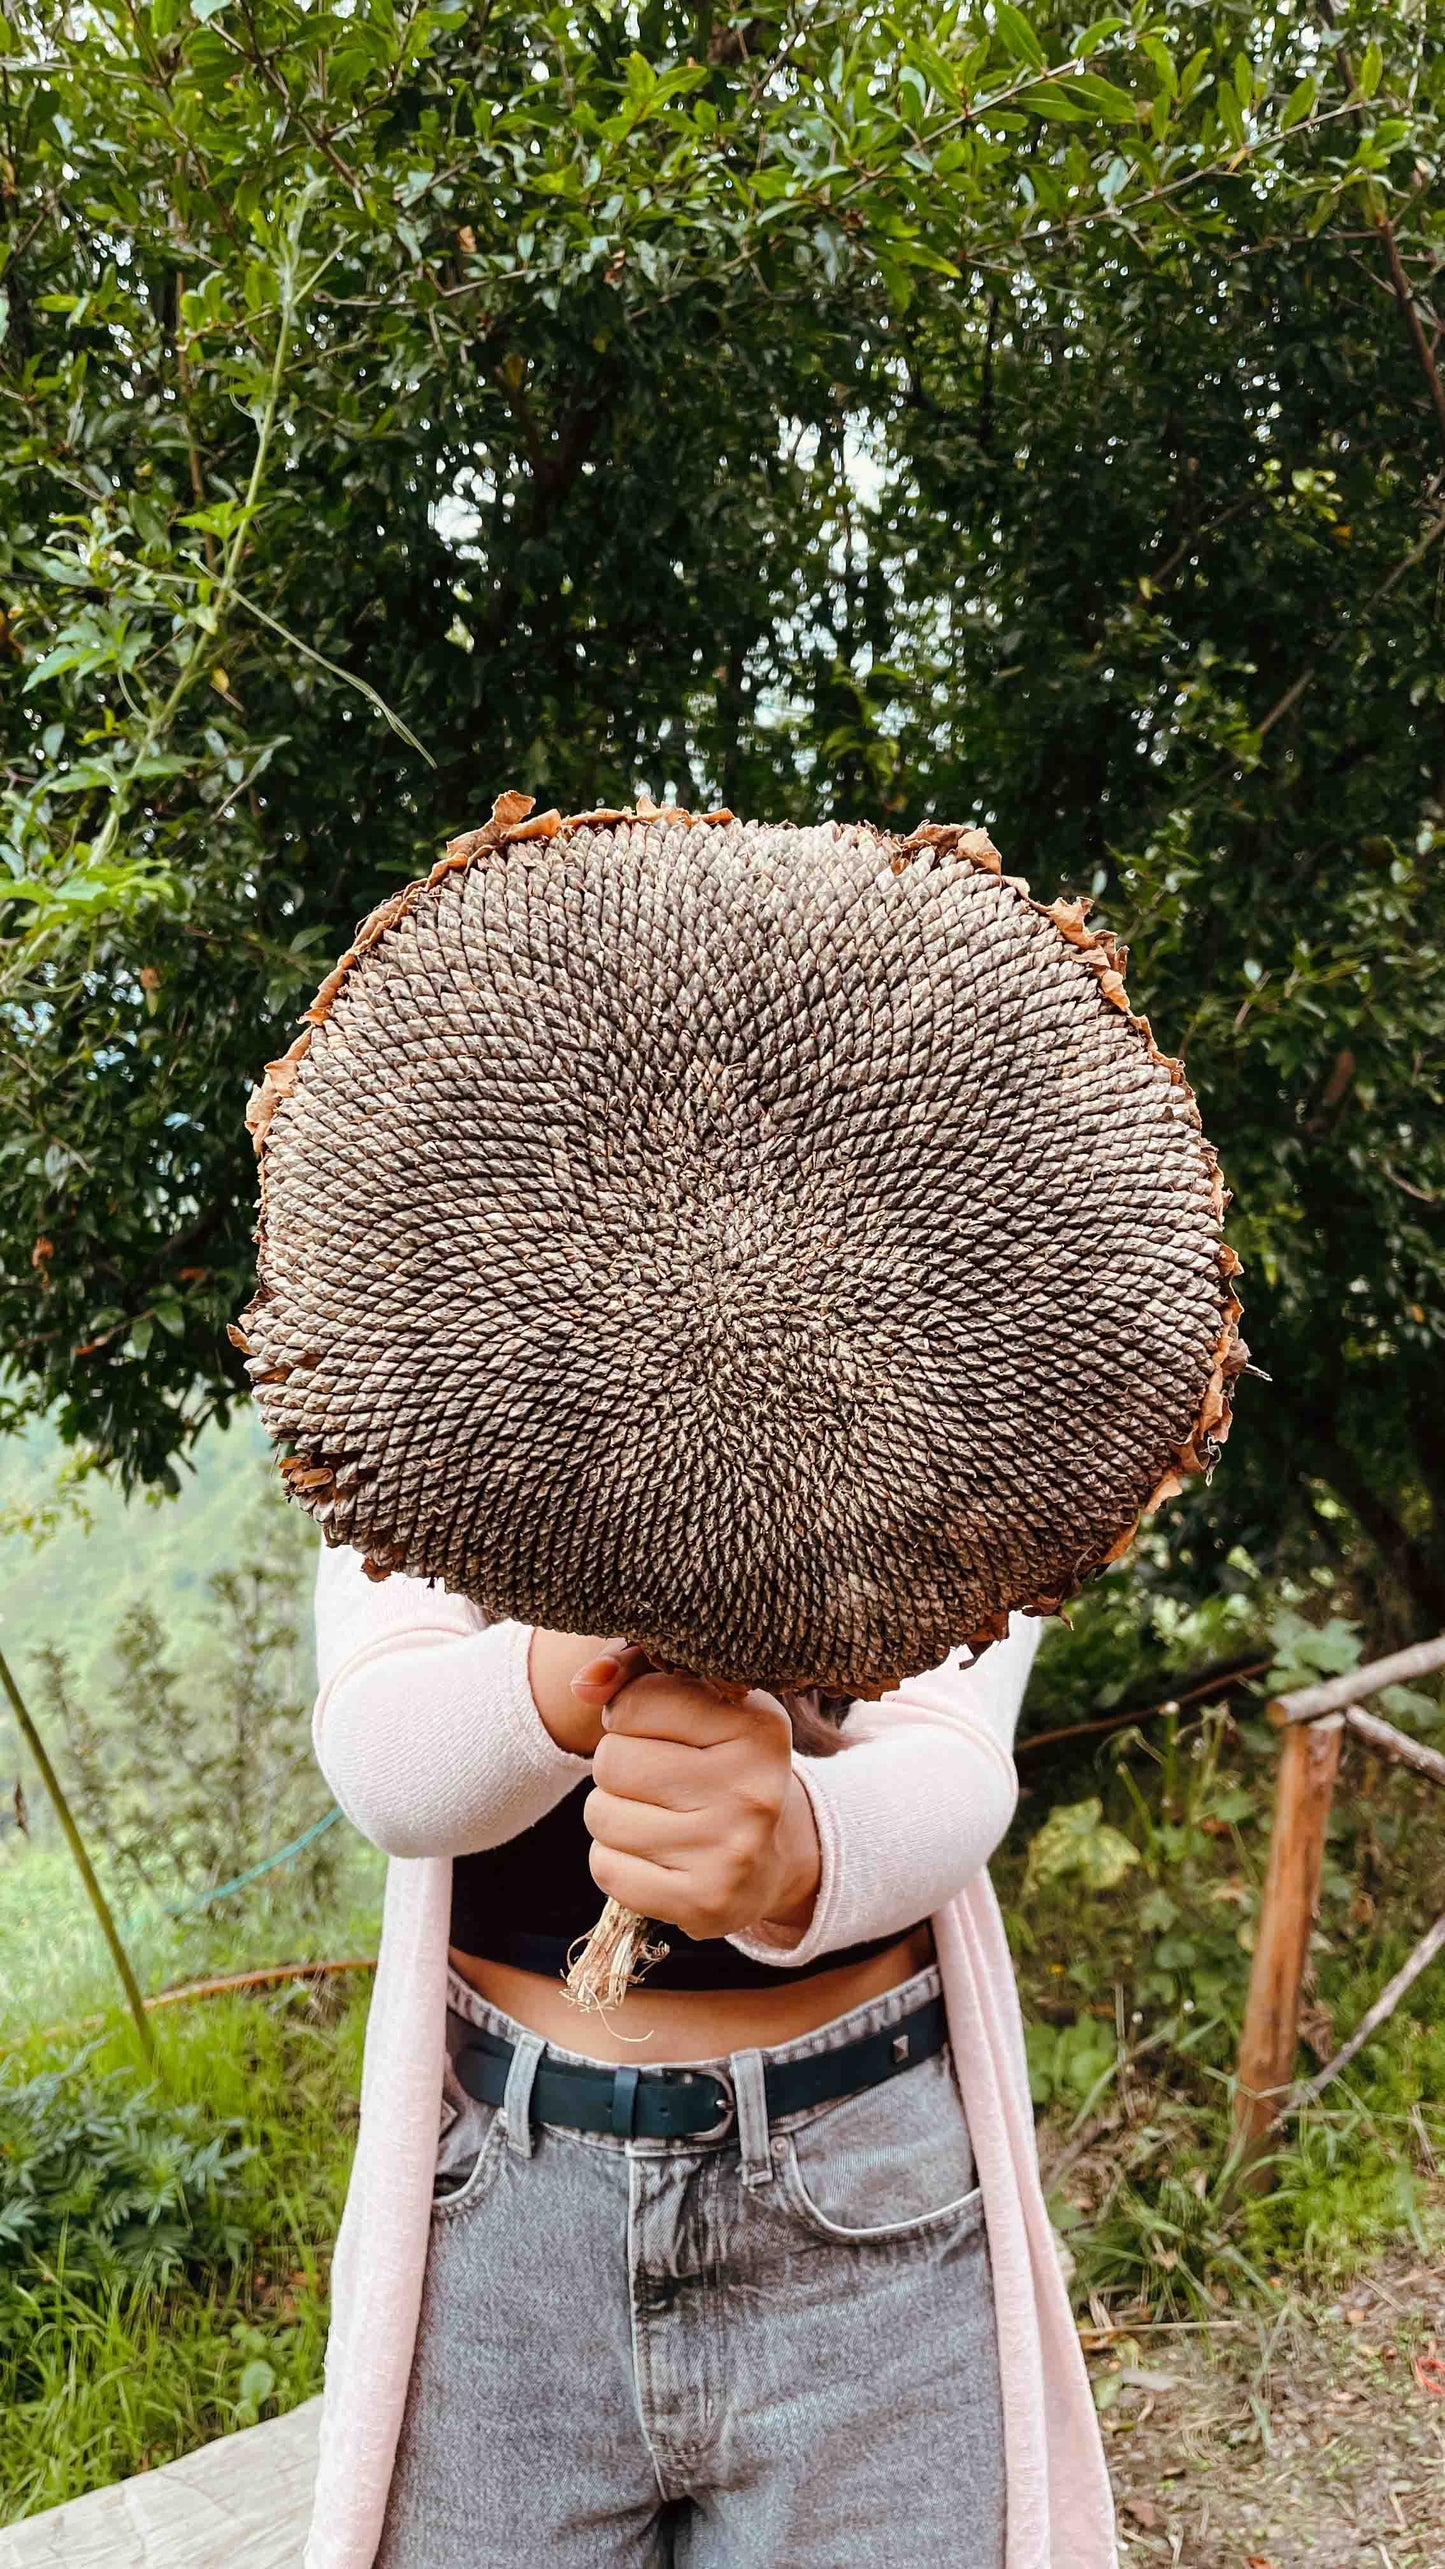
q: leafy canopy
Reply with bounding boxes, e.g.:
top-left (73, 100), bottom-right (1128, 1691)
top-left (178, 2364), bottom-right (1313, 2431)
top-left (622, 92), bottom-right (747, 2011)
top-left (1, 1), bottom-right (1442, 1632)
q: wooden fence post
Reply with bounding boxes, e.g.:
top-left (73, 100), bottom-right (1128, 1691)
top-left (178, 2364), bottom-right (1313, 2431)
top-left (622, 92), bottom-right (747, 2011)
top-left (1231, 1710), bottom-right (1345, 2182)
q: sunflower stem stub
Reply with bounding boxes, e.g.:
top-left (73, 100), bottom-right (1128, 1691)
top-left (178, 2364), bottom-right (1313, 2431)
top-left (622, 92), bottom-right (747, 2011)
top-left (565, 1898), bottom-right (670, 2011)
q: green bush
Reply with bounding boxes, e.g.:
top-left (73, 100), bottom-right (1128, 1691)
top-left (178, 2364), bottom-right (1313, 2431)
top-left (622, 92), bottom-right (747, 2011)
top-left (0, 2054), bottom-right (250, 2305)
top-left (0, 1979), bottom-right (369, 2518)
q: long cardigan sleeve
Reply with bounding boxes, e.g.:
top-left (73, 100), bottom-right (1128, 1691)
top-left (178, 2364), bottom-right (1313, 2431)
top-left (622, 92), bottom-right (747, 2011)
top-left (313, 1541), bottom-right (1034, 1955)
top-left (730, 1615), bottom-right (1036, 1965)
top-left (312, 1541), bottom-right (591, 1858)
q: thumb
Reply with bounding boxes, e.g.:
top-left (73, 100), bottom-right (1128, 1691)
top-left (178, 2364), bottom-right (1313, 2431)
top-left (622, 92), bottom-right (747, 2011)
top-left (570, 1643), bottom-right (654, 1705)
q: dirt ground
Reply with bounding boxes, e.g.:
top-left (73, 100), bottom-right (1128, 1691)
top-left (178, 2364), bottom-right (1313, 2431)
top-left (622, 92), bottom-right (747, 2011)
top-left (1092, 2253), bottom-right (1445, 2568)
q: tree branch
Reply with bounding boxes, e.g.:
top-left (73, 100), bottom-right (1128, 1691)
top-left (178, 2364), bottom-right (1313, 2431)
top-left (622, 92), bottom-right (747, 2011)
top-left (1300, 1412), bottom-right (1445, 1631)
top-left (1374, 215), bottom-right (1445, 459)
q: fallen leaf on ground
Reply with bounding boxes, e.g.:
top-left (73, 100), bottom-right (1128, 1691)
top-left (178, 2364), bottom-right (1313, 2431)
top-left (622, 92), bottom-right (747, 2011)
top-left (1412, 2350), bottom-right (1445, 2396)
top-left (1122, 2496), bottom-right (1160, 2529)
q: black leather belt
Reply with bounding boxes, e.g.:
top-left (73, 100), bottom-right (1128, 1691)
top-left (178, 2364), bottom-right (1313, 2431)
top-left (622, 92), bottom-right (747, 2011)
top-left (450, 1994), bottom-right (946, 2143)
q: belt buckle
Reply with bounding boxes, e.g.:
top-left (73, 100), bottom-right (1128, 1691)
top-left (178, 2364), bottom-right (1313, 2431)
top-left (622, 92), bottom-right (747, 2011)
top-left (692, 2064), bottom-right (735, 2142)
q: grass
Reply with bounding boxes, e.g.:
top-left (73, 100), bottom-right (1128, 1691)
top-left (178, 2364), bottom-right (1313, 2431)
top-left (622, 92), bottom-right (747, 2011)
top-left (0, 1836), bottom-right (381, 2523)
top-left (1005, 1702), bottom-right (1445, 2326)
top-left (5, 1562), bottom-right (1445, 2524)
top-left (0, 1412), bottom-right (310, 1692)
top-left (0, 1982), bottom-right (369, 2517)
top-left (0, 1837), bottom-right (383, 2049)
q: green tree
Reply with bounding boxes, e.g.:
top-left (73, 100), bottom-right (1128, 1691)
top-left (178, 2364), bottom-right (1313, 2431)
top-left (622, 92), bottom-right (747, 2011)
top-left (1, 3), bottom-right (1440, 1629)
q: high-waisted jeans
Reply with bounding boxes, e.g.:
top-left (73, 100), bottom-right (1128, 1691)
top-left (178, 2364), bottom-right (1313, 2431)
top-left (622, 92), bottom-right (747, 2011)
top-left (374, 1961), bottom-right (1005, 2567)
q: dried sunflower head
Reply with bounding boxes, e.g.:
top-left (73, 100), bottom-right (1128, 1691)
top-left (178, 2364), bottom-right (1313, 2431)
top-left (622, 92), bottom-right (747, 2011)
top-left (236, 791), bottom-right (1244, 1694)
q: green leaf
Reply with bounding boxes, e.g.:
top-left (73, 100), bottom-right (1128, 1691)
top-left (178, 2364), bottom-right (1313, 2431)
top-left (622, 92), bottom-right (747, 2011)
top-left (1280, 74), bottom-right (1317, 133)
top-left (1377, 1684), bottom-right (1443, 1730)
top-left (23, 642), bottom-right (110, 693)
top-left (1023, 1798), bottom-right (1140, 1897)
top-left (1024, 83), bottom-right (1091, 124)
top-left (1358, 40), bottom-right (1382, 100)
top-left (1140, 37), bottom-right (1176, 99)
top-left (1066, 73), bottom-right (1138, 121)
top-left (884, 238), bottom-right (962, 278)
top-left (1204, 1786), bottom-right (1255, 1826)
top-left (993, 5), bottom-right (1046, 72)
top-left (1077, 17), bottom-right (1127, 57)
top-left (1138, 1888), bottom-right (1179, 1933)
top-left (1265, 1610), bottom-right (1363, 1696)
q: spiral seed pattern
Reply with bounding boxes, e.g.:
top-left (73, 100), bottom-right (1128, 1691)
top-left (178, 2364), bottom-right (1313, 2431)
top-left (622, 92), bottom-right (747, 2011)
top-left (237, 798), bottom-right (1245, 1694)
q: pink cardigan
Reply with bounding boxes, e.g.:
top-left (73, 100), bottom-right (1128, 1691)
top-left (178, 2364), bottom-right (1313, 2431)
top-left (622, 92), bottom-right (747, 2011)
top-left (304, 1544), bottom-right (1116, 2569)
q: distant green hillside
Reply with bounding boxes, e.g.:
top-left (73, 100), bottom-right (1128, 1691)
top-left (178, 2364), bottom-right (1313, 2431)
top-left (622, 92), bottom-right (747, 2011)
top-left (0, 1412), bottom-right (317, 1695)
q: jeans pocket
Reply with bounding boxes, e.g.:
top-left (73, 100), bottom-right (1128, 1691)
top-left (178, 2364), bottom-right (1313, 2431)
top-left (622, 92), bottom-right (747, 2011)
top-left (780, 2048), bottom-right (983, 2245)
top-left (432, 2104), bottom-right (505, 2220)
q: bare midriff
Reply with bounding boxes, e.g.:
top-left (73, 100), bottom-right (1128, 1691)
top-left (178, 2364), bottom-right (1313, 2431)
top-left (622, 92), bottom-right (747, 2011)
top-left (448, 1921), bottom-right (936, 2067)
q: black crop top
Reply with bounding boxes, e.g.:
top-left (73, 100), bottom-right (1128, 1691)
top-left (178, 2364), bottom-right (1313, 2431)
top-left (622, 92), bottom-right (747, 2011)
top-left (449, 1782), bottom-right (909, 1991)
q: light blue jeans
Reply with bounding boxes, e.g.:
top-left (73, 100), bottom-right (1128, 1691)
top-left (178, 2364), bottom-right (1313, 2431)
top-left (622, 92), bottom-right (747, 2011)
top-left (375, 1962), bottom-right (1005, 2566)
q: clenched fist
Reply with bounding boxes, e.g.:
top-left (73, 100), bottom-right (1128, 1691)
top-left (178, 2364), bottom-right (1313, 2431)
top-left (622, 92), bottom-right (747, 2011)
top-left (574, 1662), bottom-right (822, 1948)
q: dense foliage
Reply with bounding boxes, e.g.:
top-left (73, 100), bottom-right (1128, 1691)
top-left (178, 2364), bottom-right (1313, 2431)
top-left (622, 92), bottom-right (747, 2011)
top-left (2, 2), bottom-right (1441, 1631)
top-left (0, 1984), bottom-right (369, 2514)
top-left (0, 2055), bottom-right (249, 2294)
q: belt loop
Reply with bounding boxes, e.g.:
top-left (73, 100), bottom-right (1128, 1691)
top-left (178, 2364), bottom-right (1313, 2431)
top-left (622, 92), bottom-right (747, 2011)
top-left (731, 2046), bottom-right (773, 2190)
top-left (502, 2030), bottom-right (546, 2159)
top-left (610, 2064), bottom-right (640, 2139)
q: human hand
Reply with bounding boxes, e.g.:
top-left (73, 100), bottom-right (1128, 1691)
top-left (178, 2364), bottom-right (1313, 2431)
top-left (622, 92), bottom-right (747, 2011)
top-left (580, 1670), bottom-right (821, 1946)
top-left (527, 1633), bottom-right (652, 1759)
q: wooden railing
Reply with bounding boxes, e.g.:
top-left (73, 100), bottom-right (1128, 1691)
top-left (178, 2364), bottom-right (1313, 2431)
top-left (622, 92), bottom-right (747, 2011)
top-left (1232, 1632), bottom-right (1445, 2180)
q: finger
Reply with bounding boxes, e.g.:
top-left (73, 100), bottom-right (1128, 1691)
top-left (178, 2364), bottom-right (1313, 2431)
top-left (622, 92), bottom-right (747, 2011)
top-left (583, 1788), bottom-right (700, 1864)
top-left (570, 1643), bottom-right (653, 1704)
top-left (591, 1731), bottom-right (713, 1810)
top-left (588, 1842), bottom-right (690, 1919)
top-left (601, 1671), bottom-right (787, 1750)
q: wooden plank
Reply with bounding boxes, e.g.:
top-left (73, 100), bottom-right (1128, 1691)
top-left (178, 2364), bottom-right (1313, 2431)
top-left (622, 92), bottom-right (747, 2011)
top-left (1232, 1711), bottom-right (1345, 2178)
top-left (0, 2399), bottom-right (319, 2569)
top-left (1344, 1702), bottom-right (1445, 1789)
top-left (1272, 1632), bottom-right (1445, 1725)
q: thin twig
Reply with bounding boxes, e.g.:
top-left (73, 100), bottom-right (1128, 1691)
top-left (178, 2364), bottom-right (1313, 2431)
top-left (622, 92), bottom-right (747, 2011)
top-left (1293, 1911), bottom-right (1445, 2105)
top-left (1018, 1660), bottom-right (1270, 1761)
top-left (1344, 1702), bottom-right (1445, 1787)
top-left (10, 1956), bottom-right (379, 2053)
top-left (0, 1646), bottom-right (156, 2067)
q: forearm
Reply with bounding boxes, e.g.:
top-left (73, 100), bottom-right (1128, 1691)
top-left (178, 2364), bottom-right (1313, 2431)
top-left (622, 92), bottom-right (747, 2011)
top-left (786, 1721), bottom-right (1016, 1952)
top-left (314, 1619), bottom-right (593, 1857)
top-left (313, 1544), bottom-right (604, 1859)
top-left (729, 1617), bottom-right (1037, 1964)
